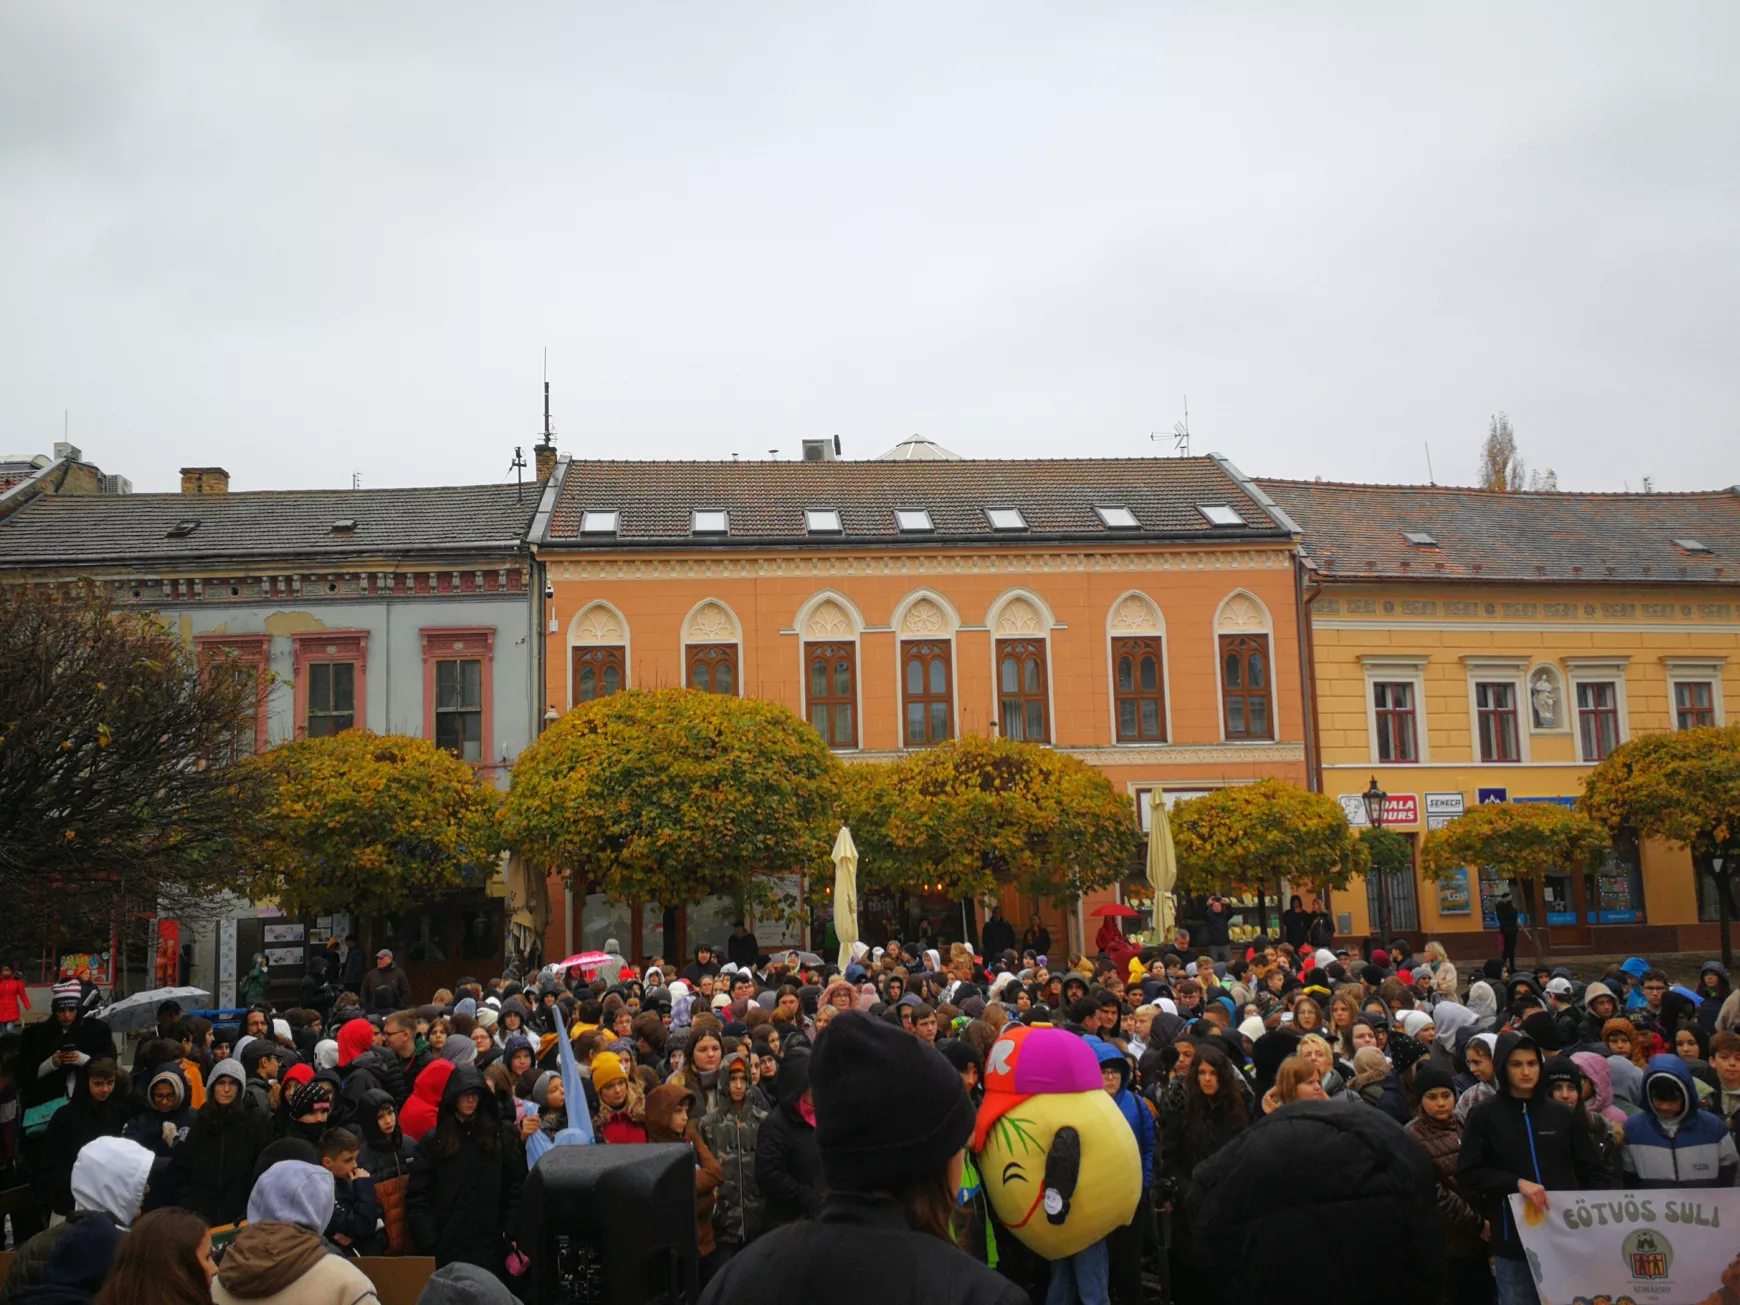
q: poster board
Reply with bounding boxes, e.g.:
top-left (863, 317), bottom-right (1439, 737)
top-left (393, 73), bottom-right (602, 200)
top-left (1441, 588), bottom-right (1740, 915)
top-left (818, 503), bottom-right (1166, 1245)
top-left (1512, 1189), bottom-right (1740, 1304)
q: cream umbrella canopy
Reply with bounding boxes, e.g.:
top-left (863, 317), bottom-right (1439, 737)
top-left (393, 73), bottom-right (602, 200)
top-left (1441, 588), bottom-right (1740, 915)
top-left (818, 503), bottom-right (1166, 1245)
top-left (831, 824), bottom-right (860, 971)
top-left (1148, 797), bottom-right (1179, 940)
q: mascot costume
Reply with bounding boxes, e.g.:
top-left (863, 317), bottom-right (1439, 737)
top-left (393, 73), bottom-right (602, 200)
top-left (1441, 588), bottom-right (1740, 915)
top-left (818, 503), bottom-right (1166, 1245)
top-left (972, 1023), bottom-right (1140, 1265)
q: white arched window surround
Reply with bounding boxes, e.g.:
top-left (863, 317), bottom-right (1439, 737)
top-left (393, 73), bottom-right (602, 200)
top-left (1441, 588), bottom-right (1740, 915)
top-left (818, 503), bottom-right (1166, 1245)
top-left (1104, 590), bottom-right (1172, 746)
top-left (891, 588), bottom-right (962, 746)
top-left (680, 597), bottom-right (745, 697)
top-left (793, 590), bottom-right (866, 750)
top-left (984, 588), bottom-right (1058, 745)
top-left (565, 600), bottom-right (631, 710)
top-left (1212, 589), bottom-right (1280, 742)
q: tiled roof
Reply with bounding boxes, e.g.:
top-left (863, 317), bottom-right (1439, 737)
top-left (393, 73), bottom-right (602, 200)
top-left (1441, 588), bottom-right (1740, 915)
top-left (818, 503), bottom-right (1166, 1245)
top-left (0, 467), bottom-right (35, 493)
top-left (544, 455), bottom-right (1290, 545)
top-left (1258, 479), bottom-right (1740, 584)
top-left (0, 482), bottom-right (539, 567)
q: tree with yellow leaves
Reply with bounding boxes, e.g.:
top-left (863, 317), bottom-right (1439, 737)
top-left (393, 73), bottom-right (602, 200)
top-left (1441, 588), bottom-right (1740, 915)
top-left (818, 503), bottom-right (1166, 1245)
top-left (1421, 799), bottom-right (1608, 966)
top-left (1168, 779), bottom-right (1368, 930)
top-left (1582, 725), bottom-right (1740, 966)
top-left (239, 732), bottom-right (502, 917)
top-left (501, 688), bottom-right (840, 926)
top-left (839, 735), bottom-right (1141, 908)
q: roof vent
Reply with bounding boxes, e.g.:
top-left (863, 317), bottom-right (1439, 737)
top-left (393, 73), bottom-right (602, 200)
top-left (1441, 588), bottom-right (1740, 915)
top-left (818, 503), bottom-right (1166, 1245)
top-left (1403, 531), bottom-right (1438, 547)
top-left (1675, 537), bottom-right (1711, 554)
top-left (801, 436), bottom-right (841, 463)
top-left (332, 518), bottom-right (357, 534)
top-left (580, 510), bottom-right (619, 535)
top-left (985, 508), bottom-right (1027, 532)
top-left (166, 520), bottom-right (199, 538)
top-left (1197, 504), bottom-right (1244, 527)
top-left (804, 508), bottom-right (843, 534)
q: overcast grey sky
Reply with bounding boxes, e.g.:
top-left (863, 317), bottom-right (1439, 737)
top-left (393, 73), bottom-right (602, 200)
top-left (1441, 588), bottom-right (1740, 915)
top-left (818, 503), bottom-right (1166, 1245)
top-left (2, 4), bottom-right (1735, 494)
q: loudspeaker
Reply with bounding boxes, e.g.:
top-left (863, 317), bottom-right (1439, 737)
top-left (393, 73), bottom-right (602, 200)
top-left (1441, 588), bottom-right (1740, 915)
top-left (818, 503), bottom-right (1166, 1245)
top-left (521, 1143), bottom-right (699, 1305)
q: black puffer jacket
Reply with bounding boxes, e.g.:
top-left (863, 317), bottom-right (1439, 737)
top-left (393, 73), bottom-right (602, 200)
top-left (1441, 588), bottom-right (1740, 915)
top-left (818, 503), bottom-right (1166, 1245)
top-left (754, 1048), bottom-right (822, 1227)
top-left (1189, 1099), bottom-right (1442, 1299)
top-left (35, 1063), bottom-right (135, 1216)
top-left (404, 1065), bottom-right (527, 1270)
top-left (155, 1062), bottom-right (275, 1226)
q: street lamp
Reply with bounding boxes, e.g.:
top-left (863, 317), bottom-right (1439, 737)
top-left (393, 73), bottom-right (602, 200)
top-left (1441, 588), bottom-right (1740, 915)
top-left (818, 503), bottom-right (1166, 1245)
top-left (1363, 777), bottom-right (1390, 944)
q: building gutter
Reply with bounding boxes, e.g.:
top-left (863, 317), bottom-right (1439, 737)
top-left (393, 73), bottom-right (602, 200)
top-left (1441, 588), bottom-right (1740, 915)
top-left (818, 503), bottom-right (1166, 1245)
top-left (1295, 554), bottom-right (1324, 793)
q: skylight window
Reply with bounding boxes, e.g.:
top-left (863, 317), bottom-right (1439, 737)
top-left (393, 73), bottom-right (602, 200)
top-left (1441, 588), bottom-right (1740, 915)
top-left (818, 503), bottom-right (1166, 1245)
top-left (1094, 506), bottom-right (1140, 529)
top-left (985, 508), bottom-right (1027, 532)
top-left (580, 510), bottom-right (619, 534)
top-left (331, 518), bottom-right (357, 534)
top-left (1403, 531), bottom-right (1438, 547)
top-left (895, 509), bottom-right (934, 533)
top-left (1197, 504), bottom-right (1244, 527)
top-left (692, 510), bottom-right (729, 534)
top-left (1675, 537), bottom-right (1712, 554)
top-left (166, 520), bottom-right (199, 538)
top-left (804, 509), bottom-right (843, 534)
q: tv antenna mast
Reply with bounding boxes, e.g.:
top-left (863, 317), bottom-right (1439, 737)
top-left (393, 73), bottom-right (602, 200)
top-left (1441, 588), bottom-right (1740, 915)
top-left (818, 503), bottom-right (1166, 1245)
top-left (1150, 397), bottom-right (1190, 457)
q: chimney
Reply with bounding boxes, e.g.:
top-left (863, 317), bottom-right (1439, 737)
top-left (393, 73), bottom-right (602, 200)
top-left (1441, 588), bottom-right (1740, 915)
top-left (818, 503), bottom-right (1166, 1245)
top-left (180, 467), bottom-right (230, 494)
top-left (534, 442), bottom-right (557, 481)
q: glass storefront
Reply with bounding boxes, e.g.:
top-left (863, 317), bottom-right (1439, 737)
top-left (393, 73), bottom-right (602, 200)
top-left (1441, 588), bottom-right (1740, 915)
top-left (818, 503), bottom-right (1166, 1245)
top-left (578, 893), bottom-right (632, 957)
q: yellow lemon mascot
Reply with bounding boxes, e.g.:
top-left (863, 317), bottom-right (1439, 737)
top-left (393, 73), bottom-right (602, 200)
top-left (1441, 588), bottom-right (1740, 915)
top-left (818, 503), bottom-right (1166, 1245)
top-left (971, 1024), bottom-right (1140, 1259)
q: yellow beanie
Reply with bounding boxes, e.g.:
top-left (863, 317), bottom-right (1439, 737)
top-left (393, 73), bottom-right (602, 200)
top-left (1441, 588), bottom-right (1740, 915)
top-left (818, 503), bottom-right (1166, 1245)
top-left (591, 1051), bottom-right (627, 1091)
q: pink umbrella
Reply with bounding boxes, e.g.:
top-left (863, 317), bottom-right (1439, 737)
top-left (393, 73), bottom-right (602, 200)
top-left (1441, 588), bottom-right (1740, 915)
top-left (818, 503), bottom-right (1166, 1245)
top-left (554, 950), bottom-right (611, 974)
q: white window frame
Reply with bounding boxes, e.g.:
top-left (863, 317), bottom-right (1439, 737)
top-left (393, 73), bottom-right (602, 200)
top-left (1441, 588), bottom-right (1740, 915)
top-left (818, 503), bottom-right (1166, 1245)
top-left (1661, 655), bottom-right (1727, 729)
top-left (1359, 654), bottom-right (1430, 766)
top-left (1564, 655), bottom-right (1631, 763)
top-left (1461, 655), bottom-right (1531, 765)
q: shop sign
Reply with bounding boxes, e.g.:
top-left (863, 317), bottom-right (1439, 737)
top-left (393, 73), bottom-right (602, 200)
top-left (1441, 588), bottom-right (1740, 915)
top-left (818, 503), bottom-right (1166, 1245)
top-left (1476, 786), bottom-right (1509, 805)
top-left (1338, 792), bottom-right (1418, 827)
top-left (1425, 791), bottom-right (1465, 830)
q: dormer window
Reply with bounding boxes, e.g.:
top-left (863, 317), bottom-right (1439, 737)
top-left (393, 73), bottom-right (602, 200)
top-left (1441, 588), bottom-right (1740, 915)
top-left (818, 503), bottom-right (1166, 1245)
top-left (1197, 505), bottom-right (1244, 527)
top-left (580, 510), bottom-right (619, 535)
top-left (895, 509), bottom-right (934, 533)
top-left (804, 509), bottom-right (843, 534)
top-left (985, 508), bottom-right (1027, 532)
top-left (1094, 506), bottom-right (1140, 529)
top-left (1403, 531), bottom-right (1438, 547)
top-left (166, 520), bottom-right (199, 538)
top-left (331, 518), bottom-right (357, 534)
top-left (692, 510), bottom-right (729, 534)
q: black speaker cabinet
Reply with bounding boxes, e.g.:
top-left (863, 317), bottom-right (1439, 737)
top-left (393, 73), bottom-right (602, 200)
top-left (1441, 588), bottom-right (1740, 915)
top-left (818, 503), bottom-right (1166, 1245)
top-left (521, 1142), bottom-right (699, 1305)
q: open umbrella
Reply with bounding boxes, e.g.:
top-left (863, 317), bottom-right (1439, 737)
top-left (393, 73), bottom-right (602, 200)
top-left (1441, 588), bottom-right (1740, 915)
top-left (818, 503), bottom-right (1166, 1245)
top-left (1149, 798), bottom-right (1179, 939)
top-left (96, 985), bottom-right (212, 1033)
top-left (1088, 902), bottom-right (1139, 918)
top-left (831, 824), bottom-right (860, 972)
top-left (553, 951), bottom-right (611, 977)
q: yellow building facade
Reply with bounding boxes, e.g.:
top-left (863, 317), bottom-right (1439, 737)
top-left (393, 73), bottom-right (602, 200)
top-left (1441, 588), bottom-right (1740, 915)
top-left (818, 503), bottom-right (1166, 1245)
top-left (1263, 479), bottom-right (1740, 958)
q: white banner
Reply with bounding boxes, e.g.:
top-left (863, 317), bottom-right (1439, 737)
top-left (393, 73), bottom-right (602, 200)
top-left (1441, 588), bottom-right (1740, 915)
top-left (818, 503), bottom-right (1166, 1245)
top-left (1512, 1190), bottom-right (1740, 1304)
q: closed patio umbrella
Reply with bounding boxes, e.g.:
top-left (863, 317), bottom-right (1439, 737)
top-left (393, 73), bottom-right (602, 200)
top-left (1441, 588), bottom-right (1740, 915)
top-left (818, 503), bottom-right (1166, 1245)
top-left (831, 824), bottom-right (859, 972)
top-left (1149, 798), bottom-right (1179, 939)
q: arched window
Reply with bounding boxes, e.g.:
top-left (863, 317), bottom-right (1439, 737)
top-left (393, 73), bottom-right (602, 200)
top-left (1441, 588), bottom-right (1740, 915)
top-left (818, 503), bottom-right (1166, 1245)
top-left (903, 641), bottom-right (953, 745)
top-left (1215, 591), bottom-right (1274, 741)
top-left (682, 600), bottom-right (742, 696)
top-left (569, 602), bottom-right (629, 707)
top-left (1107, 593), bottom-right (1166, 742)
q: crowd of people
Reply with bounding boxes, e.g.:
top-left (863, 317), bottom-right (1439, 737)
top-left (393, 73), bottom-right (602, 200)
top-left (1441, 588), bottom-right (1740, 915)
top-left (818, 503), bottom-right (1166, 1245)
top-left (1, 927), bottom-right (1739, 1305)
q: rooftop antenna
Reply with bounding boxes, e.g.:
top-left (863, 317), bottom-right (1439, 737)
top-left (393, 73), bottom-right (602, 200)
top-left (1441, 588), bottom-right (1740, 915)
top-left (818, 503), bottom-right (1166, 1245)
top-left (1150, 397), bottom-right (1190, 456)
top-left (509, 445), bottom-right (527, 501)
top-left (1423, 441), bottom-right (1435, 485)
top-left (351, 471), bottom-right (361, 490)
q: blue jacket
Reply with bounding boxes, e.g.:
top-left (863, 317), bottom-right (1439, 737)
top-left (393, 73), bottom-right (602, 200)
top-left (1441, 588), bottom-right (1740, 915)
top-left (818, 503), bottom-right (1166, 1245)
top-left (1090, 1039), bottom-right (1154, 1187)
top-left (1621, 1054), bottom-right (1739, 1188)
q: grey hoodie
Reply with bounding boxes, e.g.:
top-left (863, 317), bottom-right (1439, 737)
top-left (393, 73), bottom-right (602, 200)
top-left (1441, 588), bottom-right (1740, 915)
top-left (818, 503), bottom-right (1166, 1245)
top-left (413, 1263), bottom-right (518, 1305)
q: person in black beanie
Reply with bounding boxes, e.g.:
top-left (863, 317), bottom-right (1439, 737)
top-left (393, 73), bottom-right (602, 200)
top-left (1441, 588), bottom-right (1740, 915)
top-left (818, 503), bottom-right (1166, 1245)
top-left (701, 1011), bottom-right (1024, 1305)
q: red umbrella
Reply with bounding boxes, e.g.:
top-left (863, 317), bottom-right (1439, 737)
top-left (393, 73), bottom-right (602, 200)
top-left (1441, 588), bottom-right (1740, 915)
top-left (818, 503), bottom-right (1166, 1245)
top-left (1088, 902), bottom-right (1139, 918)
top-left (554, 950), bottom-right (611, 973)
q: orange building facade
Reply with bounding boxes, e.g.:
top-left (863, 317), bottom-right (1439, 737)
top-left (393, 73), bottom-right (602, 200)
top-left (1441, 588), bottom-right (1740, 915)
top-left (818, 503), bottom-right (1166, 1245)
top-left (530, 445), bottom-right (1311, 963)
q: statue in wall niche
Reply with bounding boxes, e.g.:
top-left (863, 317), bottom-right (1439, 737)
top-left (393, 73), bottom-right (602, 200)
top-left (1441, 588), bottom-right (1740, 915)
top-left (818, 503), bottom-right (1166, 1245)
top-left (1530, 668), bottom-right (1560, 730)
